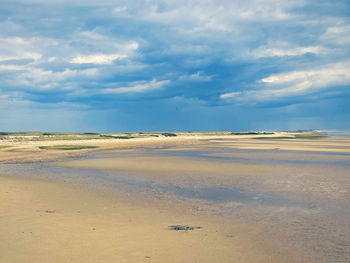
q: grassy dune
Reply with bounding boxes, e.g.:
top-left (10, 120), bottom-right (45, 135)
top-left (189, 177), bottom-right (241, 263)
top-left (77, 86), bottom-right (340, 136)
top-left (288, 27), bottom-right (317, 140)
top-left (39, 145), bottom-right (99, 150)
top-left (0, 130), bottom-right (329, 142)
top-left (0, 146), bottom-right (12, 149)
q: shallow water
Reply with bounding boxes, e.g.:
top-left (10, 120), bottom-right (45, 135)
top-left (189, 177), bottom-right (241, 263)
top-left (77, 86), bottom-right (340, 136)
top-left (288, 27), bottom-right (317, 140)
top-left (0, 147), bottom-right (326, 209)
top-left (324, 130), bottom-right (350, 137)
top-left (0, 159), bottom-right (312, 209)
top-left (1, 147), bottom-right (349, 208)
top-left (92, 147), bottom-right (350, 166)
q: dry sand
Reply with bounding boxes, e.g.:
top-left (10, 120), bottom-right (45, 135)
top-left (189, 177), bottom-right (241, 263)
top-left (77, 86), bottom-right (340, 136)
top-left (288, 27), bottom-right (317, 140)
top-left (0, 135), bottom-right (226, 163)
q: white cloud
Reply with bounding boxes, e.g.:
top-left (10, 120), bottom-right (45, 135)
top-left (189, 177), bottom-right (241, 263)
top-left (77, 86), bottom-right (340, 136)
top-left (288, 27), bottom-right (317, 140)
top-left (221, 62), bottom-right (350, 102)
top-left (0, 30), bottom-right (142, 96)
top-left (47, 57), bottom-right (56, 62)
top-left (106, 0), bottom-right (319, 67)
top-left (260, 62), bottom-right (350, 88)
top-left (250, 45), bottom-right (327, 58)
top-left (74, 31), bottom-right (139, 52)
top-left (321, 24), bottom-right (350, 45)
top-left (178, 71), bottom-right (213, 81)
top-left (220, 92), bottom-right (242, 99)
top-left (103, 79), bottom-right (170, 94)
top-left (69, 54), bottom-right (127, 64)
top-left (0, 36), bottom-right (58, 64)
top-left (68, 31), bottom-right (139, 64)
top-left (0, 52), bottom-right (42, 62)
top-left (0, 64), bottom-right (28, 71)
top-left (5, 67), bottom-right (98, 90)
top-left (111, 0), bottom-right (301, 37)
top-left (0, 37), bottom-right (43, 62)
top-left (114, 6), bottom-right (127, 13)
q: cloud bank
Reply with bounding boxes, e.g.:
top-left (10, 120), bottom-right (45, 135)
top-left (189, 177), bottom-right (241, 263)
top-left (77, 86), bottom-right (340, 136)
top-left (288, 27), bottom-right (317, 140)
top-left (0, 0), bottom-right (349, 131)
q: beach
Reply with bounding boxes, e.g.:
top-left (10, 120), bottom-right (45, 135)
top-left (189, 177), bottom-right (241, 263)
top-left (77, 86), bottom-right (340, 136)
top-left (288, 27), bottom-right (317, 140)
top-left (1, 133), bottom-right (350, 262)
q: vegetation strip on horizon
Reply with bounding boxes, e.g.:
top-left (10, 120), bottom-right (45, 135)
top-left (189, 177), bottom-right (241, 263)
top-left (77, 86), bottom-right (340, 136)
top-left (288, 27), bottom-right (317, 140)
top-left (39, 145), bottom-right (99, 150)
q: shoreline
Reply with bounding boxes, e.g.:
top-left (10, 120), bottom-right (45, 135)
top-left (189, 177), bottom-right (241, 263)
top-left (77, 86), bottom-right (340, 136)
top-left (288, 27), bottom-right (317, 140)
top-left (1, 132), bottom-right (350, 164)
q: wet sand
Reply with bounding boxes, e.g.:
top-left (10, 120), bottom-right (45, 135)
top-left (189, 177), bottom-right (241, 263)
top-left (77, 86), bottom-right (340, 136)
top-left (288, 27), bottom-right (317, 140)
top-left (1, 135), bottom-right (350, 262)
top-left (0, 174), bottom-right (290, 263)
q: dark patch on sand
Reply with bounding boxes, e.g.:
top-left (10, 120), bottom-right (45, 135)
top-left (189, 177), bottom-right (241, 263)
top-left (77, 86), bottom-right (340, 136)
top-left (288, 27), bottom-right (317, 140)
top-left (168, 225), bottom-right (202, 231)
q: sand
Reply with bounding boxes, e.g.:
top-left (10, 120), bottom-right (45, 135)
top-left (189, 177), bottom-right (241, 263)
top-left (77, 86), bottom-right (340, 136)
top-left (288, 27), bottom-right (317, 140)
top-left (0, 174), bottom-right (291, 263)
top-left (1, 134), bottom-right (350, 262)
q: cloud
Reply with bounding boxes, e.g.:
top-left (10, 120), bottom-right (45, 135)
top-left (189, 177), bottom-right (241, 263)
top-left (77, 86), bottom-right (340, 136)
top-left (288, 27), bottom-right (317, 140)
top-left (221, 62), bottom-right (350, 103)
top-left (260, 62), bottom-right (350, 88)
top-left (114, 6), bottom-right (127, 14)
top-left (0, 64), bottom-right (28, 71)
top-left (1, 0), bottom-right (350, 131)
top-left (321, 24), bottom-right (350, 45)
top-left (47, 57), bottom-right (56, 62)
top-left (248, 42), bottom-right (327, 58)
top-left (0, 36), bottom-right (44, 62)
top-left (178, 71), bottom-right (213, 82)
top-left (73, 31), bottom-right (139, 52)
top-left (66, 32), bottom-right (139, 64)
top-left (125, 0), bottom-right (300, 35)
top-left (220, 92), bottom-right (242, 100)
top-left (69, 54), bottom-right (127, 64)
top-left (102, 79), bottom-right (170, 94)
top-left (4, 67), bottom-right (98, 91)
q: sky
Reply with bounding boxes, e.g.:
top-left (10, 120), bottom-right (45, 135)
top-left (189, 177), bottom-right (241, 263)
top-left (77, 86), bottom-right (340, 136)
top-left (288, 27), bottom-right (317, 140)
top-left (0, 0), bottom-right (350, 132)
